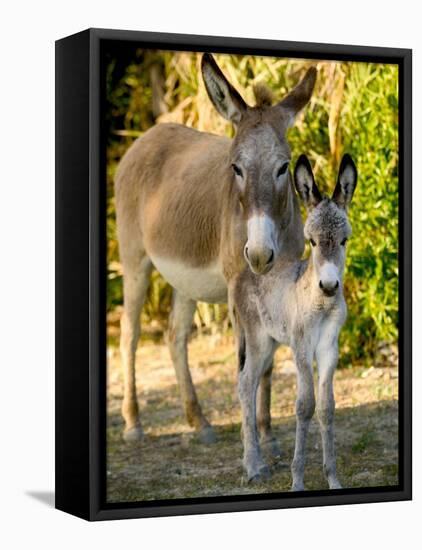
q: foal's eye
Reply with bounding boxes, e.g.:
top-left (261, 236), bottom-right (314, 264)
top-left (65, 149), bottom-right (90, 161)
top-left (341, 238), bottom-right (348, 246)
top-left (276, 162), bottom-right (289, 178)
top-left (310, 238), bottom-right (316, 247)
top-left (232, 164), bottom-right (243, 178)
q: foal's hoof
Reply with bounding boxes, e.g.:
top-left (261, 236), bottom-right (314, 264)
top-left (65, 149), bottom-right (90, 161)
top-left (248, 465), bottom-right (271, 484)
top-left (329, 479), bottom-right (343, 490)
top-left (290, 482), bottom-right (305, 492)
top-left (196, 426), bottom-right (217, 445)
top-left (261, 438), bottom-right (282, 461)
top-left (123, 425), bottom-right (144, 443)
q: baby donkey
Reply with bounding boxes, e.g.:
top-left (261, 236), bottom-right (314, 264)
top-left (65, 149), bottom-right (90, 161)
top-left (234, 153), bottom-right (358, 489)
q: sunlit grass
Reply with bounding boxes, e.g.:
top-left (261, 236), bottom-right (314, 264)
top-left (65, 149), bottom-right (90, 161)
top-left (106, 334), bottom-right (399, 502)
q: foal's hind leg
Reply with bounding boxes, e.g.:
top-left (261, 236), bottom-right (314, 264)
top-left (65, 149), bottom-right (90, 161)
top-left (316, 340), bottom-right (342, 489)
top-left (291, 348), bottom-right (315, 491)
top-left (257, 358), bottom-right (282, 460)
top-left (238, 332), bottom-right (274, 482)
top-left (120, 256), bottom-right (153, 441)
top-left (167, 290), bottom-right (216, 444)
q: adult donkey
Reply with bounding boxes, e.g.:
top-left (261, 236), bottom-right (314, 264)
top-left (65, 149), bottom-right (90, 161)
top-left (115, 54), bottom-right (316, 444)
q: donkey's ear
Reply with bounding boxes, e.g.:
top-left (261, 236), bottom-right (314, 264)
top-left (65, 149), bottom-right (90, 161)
top-left (201, 53), bottom-right (247, 125)
top-left (332, 154), bottom-right (358, 209)
top-left (276, 67), bottom-right (317, 128)
top-left (294, 155), bottom-right (322, 209)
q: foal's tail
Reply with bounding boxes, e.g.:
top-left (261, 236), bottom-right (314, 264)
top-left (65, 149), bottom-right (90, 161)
top-left (238, 328), bottom-right (246, 372)
top-left (230, 300), bottom-right (247, 372)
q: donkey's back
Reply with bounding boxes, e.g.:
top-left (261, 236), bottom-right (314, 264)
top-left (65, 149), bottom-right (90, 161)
top-left (115, 122), bottom-right (232, 274)
top-left (115, 122), bottom-right (231, 198)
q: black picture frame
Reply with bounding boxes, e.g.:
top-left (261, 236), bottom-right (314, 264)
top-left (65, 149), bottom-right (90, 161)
top-left (55, 28), bottom-right (412, 521)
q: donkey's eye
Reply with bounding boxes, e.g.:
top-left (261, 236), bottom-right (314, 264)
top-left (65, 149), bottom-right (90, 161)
top-left (232, 164), bottom-right (243, 178)
top-left (341, 238), bottom-right (348, 246)
top-left (310, 238), bottom-right (316, 247)
top-left (276, 162), bottom-right (289, 178)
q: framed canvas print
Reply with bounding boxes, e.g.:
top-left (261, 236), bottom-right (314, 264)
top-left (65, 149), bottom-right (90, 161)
top-left (55, 28), bottom-right (412, 521)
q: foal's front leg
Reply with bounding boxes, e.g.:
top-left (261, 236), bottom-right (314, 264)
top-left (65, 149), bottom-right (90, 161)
top-left (315, 341), bottom-right (342, 489)
top-left (238, 333), bottom-right (274, 482)
top-left (291, 347), bottom-right (315, 491)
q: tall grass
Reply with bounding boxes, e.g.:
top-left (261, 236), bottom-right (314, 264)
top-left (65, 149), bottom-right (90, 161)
top-left (106, 51), bottom-right (399, 365)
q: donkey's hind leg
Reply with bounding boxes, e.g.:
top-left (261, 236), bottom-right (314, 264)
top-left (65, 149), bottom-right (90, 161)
top-left (167, 290), bottom-right (216, 444)
top-left (257, 358), bottom-right (282, 460)
top-left (120, 255), bottom-right (153, 442)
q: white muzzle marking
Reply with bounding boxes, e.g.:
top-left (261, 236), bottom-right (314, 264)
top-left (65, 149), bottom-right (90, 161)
top-left (319, 262), bottom-right (339, 290)
top-left (246, 213), bottom-right (277, 255)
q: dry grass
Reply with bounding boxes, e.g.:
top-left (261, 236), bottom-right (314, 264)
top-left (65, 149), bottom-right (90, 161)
top-left (106, 331), bottom-right (398, 503)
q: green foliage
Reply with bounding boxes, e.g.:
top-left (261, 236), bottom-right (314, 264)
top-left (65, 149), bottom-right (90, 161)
top-left (106, 51), bottom-right (398, 364)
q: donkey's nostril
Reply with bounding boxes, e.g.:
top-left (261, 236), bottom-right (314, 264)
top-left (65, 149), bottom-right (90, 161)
top-left (245, 246), bottom-right (274, 274)
top-left (266, 249), bottom-right (274, 265)
top-left (334, 280), bottom-right (339, 289)
top-left (319, 280), bottom-right (324, 290)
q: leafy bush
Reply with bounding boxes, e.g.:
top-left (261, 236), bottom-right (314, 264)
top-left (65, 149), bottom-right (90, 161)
top-left (106, 51), bottom-right (398, 364)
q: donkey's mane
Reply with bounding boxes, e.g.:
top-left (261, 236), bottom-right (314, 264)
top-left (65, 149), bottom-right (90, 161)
top-left (253, 83), bottom-right (274, 108)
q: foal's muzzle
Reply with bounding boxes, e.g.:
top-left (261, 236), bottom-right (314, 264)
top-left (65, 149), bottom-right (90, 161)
top-left (319, 279), bottom-right (339, 297)
top-left (244, 245), bottom-right (275, 275)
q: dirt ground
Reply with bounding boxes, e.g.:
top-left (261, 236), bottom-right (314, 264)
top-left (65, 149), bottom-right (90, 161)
top-left (107, 331), bottom-right (399, 503)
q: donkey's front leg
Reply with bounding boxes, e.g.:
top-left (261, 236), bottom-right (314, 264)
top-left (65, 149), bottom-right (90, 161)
top-left (238, 335), bottom-right (274, 483)
top-left (291, 349), bottom-right (315, 491)
top-left (316, 342), bottom-right (342, 489)
top-left (167, 290), bottom-right (215, 444)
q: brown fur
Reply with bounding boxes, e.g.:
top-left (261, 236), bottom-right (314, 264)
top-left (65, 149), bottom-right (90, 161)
top-left (116, 124), bottom-right (232, 267)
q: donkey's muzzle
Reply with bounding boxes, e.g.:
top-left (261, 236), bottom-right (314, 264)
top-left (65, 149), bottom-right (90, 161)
top-left (319, 279), bottom-right (339, 297)
top-left (244, 246), bottom-right (274, 275)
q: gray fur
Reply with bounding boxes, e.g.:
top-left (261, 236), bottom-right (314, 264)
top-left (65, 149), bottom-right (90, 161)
top-left (234, 154), bottom-right (357, 488)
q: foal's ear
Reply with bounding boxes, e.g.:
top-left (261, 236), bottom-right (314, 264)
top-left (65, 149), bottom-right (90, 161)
top-left (201, 53), bottom-right (247, 125)
top-left (332, 154), bottom-right (358, 209)
top-left (294, 155), bottom-right (322, 209)
top-left (276, 67), bottom-right (317, 128)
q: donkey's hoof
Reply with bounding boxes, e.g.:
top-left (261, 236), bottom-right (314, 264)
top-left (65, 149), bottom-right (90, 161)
top-left (123, 425), bottom-right (144, 443)
top-left (196, 426), bottom-right (217, 445)
top-left (290, 482), bottom-right (305, 492)
top-left (261, 438), bottom-right (282, 461)
top-left (248, 465), bottom-right (271, 484)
